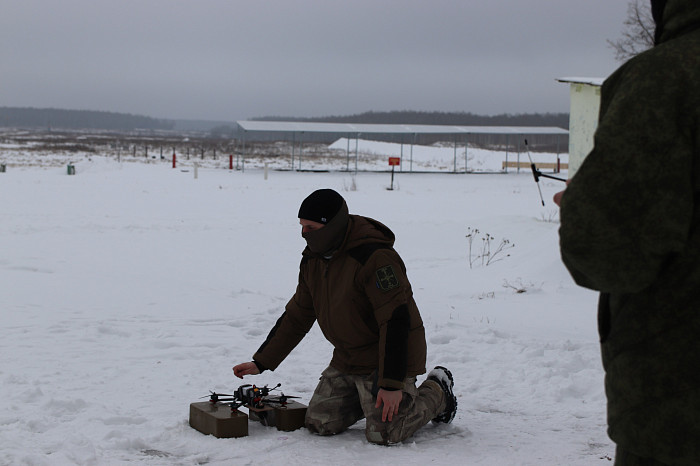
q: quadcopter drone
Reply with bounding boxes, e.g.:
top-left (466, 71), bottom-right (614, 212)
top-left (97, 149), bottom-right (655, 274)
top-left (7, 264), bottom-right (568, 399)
top-left (203, 383), bottom-right (299, 412)
top-left (190, 382), bottom-right (307, 437)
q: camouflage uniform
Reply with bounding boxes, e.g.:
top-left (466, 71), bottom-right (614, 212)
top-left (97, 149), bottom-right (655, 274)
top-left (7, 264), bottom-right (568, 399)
top-left (559, 1), bottom-right (700, 464)
top-left (305, 366), bottom-right (444, 445)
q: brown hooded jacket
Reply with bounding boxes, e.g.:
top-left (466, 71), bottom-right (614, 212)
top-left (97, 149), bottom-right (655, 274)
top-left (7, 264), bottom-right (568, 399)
top-left (253, 215), bottom-right (427, 390)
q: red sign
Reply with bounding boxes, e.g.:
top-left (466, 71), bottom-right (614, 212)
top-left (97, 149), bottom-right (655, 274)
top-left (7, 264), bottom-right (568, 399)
top-left (388, 157), bottom-right (401, 166)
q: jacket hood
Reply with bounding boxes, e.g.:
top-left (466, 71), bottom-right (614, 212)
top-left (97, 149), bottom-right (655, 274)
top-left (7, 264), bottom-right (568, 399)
top-left (654, 0), bottom-right (700, 45)
top-left (344, 215), bottom-right (396, 250)
top-left (301, 215), bottom-right (395, 258)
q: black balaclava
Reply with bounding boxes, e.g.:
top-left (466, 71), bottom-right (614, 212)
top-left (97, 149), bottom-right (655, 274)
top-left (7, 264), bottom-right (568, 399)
top-left (651, 0), bottom-right (667, 45)
top-left (298, 189), bottom-right (349, 256)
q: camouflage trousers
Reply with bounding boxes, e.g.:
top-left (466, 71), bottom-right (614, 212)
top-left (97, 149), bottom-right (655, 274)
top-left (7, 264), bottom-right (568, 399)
top-left (615, 447), bottom-right (673, 466)
top-left (305, 365), bottom-right (445, 445)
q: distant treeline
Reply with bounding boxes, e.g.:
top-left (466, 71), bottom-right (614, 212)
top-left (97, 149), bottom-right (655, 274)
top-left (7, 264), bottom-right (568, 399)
top-left (255, 110), bottom-right (569, 130)
top-left (0, 107), bottom-right (174, 131)
top-left (0, 107), bottom-right (569, 138)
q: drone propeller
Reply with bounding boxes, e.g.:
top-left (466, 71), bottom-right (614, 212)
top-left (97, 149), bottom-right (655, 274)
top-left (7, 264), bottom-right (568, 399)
top-left (202, 391), bottom-right (236, 402)
top-left (265, 393), bottom-right (301, 405)
top-left (262, 383), bottom-right (281, 393)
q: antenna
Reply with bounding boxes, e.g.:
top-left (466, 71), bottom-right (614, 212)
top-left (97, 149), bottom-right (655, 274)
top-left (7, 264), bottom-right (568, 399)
top-left (524, 139), bottom-right (567, 206)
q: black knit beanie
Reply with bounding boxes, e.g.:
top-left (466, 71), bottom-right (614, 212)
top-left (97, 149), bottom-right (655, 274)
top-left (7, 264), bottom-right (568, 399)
top-left (298, 189), bottom-right (345, 224)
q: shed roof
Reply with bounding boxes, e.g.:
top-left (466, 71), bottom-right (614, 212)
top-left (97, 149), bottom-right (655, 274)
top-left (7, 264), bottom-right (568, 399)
top-left (236, 120), bottom-right (568, 136)
top-left (556, 77), bottom-right (605, 86)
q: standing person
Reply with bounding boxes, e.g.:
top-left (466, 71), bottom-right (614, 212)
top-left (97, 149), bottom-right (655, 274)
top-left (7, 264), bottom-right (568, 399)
top-left (557, 1), bottom-right (700, 464)
top-left (233, 189), bottom-right (457, 445)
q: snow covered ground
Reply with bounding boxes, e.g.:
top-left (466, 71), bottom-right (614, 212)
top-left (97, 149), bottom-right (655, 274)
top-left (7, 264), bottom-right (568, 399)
top-left (0, 141), bottom-right (613, 465)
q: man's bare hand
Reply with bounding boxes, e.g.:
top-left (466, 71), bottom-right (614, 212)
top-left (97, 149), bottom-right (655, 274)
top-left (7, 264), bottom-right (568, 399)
top-left (375, 388), bottom-right (403, 422)
top-left (553, 180), bottom-right (571, 207)
top-left (232, 361), bottom-right (260, 379)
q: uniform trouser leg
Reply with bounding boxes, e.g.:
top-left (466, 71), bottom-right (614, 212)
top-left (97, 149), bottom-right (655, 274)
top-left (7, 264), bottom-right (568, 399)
top-left (305, 366), bottom-right (365, 435)
top-left (614, 446), bottom-right (672, 466)
top-left (305, 366), bottom-right (445, 445)
top-left (360, 377), bottom-right (444, 445)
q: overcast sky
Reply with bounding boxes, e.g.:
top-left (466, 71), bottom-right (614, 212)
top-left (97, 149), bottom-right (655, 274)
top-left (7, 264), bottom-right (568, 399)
top-left (1, 0), bottom-right (631, 122)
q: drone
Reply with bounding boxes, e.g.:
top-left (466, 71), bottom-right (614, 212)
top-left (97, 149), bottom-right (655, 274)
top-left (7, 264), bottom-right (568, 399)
top-left (202, 383), bottom-right (299, 412)
top-left (191, 382), bottom-right (308, 437)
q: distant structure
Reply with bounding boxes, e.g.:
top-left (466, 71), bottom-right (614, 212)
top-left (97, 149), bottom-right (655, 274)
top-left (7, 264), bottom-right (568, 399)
top-left (236, 120), bottom-right (568, 174)
top-left (557, 77), bottom-right (605, 177)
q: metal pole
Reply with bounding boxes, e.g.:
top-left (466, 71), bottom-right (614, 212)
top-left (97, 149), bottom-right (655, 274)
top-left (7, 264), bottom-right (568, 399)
top-left (346, 135), bottom-right (350, 171)
top-left (453, 136), bottom-right (457, 173)
top-left (505, 134), bottom-right (510, 173)
top-left (241, 131), bottom-right (246, 172)
top-left (291, 132), bottom-right (296, 170)
top-left (299, 132), bottom-right (304, 171)
top-left (557, 134), bottom-right (562, 174)
top-left (355, 134), bottom-right (359, 173)
top-left (410, 133), bottom-right (415, 173)
top-left (464, 135), bottom-right (468, 173)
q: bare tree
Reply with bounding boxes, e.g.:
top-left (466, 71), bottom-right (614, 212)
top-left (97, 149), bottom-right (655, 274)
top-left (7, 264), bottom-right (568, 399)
top-left (607, 0), bottom-right (656, 62)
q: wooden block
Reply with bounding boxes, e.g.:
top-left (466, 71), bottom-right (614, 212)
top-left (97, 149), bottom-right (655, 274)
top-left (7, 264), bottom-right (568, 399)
top-left (189, 402), bottom-right (248, 438)
top-left (248, 401), bottom-right (307, 432)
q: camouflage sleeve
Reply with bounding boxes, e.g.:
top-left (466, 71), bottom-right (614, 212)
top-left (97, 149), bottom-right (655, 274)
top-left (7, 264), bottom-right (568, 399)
top-left (361, 249), bottom-right (410, 390)
top-left (559, 56), bottom-right (694, 294)
top-left (253, 265), bottom-right (317, 371)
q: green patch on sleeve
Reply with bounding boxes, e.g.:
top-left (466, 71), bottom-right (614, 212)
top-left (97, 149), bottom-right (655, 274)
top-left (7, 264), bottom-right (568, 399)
top-left (376, 265), bottom-right (400, 291)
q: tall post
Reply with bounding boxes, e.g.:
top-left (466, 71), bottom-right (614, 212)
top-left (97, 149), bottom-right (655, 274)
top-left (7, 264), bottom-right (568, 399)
top-left (464, 135), bottom-right (469, 173)
top-left (299, 132), bottom-right (304, 171)
top-left (505, 134), bottom-right (510, 173)
top-left (453, 136), bottom-right (458, 173)
top-left (355, 134), bottom-right (359, 173)
top-left (410, 133), bottom-right (415, 173)
top-left (241, 132), bottom-right (246, 172)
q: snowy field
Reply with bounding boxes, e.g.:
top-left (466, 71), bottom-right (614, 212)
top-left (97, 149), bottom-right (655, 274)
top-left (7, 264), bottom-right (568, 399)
top-left (0, 141), bottom-right (614, 465)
